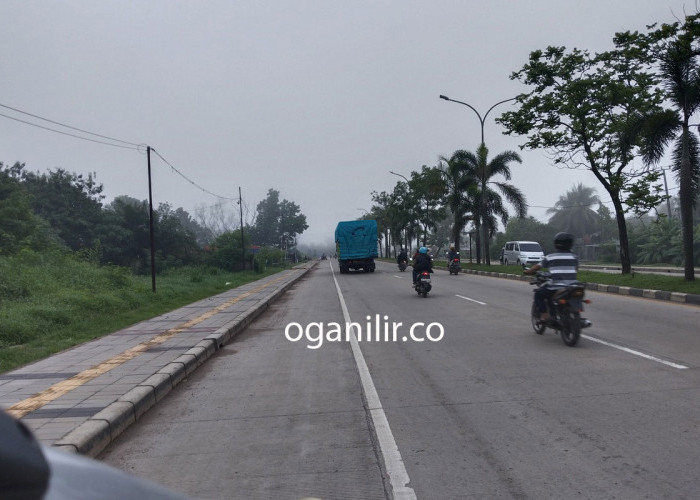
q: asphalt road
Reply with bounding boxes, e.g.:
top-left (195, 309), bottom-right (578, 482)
top-left (100, 259), bottom-right (700, 499)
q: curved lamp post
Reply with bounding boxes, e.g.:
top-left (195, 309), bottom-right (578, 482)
top-left (439, 94), bottom-right (517, 266)
top-left (439, 94), bottom-right (516, 145)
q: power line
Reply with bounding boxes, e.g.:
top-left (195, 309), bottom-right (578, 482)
top-left (0, 111), bottom-right (138, 150)
top-left (0, 102), bottom-right (140, 147)
top-left (1, 102), bottom-right (237, 203)
top-left (150, 148), bottom-right (237, 201)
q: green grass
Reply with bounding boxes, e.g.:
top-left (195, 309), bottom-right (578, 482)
top-left (0, 250), bottom-right (289, 374)
top-left (380, 258), bottom-right (700, 295)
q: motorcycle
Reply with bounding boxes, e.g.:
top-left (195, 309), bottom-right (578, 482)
top-left (448, 254), bottom-right (461, 275)
top-left (398, 260), bottom-right (407, 272)
top-left (415, 270), bottom-right (432, 297)
top-left (529, 271), bottom-right (591, 347)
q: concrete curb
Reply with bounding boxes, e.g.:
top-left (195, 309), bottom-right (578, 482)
top-left (445, 268), bottom-right (700, 306)
top-left (53, 262), bottom-right (318, 457)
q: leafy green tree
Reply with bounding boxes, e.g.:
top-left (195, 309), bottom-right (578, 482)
top-left (98, 196), bottom-right (151, 271)
top-left (630, 217), bottom-right (684, 265)
top-left (173, 206), bottom-right (214, 247)
top-left (594, 203), bottom-right (619, 245)
top-left (154, 203), bottom-right (201, 269)
top-left (498, 40), bottom-right (666, 274)
top-left (278, 198), bottom-right (309, 244)
top-left (98, 197), bottom-right (202, 272)
top-left (634, 14), bottom-right (700, 280)
top-left (250, 189), bottom-right (308, 247)
top-left (388, 181), bottom-right (420, 252)
top-left (0, 163), bottom-right (38, 254)
top-left (18, 165), bottom-right (105, 252)
top-left (205, 229), bottom-right (250, 271)
top-left (407, 165), bottom-right (447, 247)
top-left (368, 191), bottom-right (393, 257)
top-left (546, 183), bottom-right (601, 238)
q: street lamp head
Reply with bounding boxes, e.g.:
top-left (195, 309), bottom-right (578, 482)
top-left (439, 95), bottom-right (449, 100)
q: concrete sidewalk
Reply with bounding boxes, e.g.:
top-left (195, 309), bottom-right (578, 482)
top-left (0, 262), bottom-right (316, 457)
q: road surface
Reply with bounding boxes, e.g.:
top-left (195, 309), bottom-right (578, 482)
top-left (100, 259), bottom-right (700, 499)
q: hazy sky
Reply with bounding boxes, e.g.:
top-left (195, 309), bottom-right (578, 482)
top-left (1, 1), bottom-right (694, 246)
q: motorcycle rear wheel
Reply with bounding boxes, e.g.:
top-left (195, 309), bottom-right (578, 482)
top-left (560, 311), bottom-right (581, 347)
top-left (531, 303), bottom-right (545, 334)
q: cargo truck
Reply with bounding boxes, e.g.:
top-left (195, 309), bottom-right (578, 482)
top-left (335, 219), bottom-right (378, 273)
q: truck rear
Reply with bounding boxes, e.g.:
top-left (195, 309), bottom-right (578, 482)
top-left (335, 220), bottom-right (378, 273)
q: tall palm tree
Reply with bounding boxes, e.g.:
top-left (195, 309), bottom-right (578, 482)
top-left (438, 150), bottom-right (477, 252)
top-left (476, 144), bottom-right (527, 264)
top-left (641, 38), bottom-right (700, 281)
top-left (452, 145), bottom-right (527, 264)
top-left (546, 183), bottom-right (601, 239)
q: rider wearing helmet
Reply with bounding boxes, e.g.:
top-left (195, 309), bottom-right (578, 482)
top-left (524, 232), bottom-right (578, 323)
top-left (446, 245), bottom-right (459, 262)
top-left (397, 247), bottom-right (408, 265)
top-left (412, 246), bottom-right (433, 286)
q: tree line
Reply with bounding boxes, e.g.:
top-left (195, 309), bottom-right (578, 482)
top-left (0, 162), bottom-right (308, 273)
top-left (368, 12), bottom-right (699, 280)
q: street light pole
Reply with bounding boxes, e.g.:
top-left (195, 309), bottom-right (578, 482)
top-left (439, 94), bottom-right (516, 145)
top-left (439, 94), bottom-right (516, 266)
top-left (389, 170), bottom-right (415, 250)
top-left (389, 170), bottom-right (409, 183)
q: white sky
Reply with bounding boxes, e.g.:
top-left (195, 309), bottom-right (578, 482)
top-left (1, 0), bottom-right (692, 246)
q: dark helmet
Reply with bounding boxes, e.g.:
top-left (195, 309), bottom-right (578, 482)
top-left (554, 232), bottom-right (574, 251)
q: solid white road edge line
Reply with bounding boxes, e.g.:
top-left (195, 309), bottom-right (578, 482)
top-left (456, 294), bottom-right (487, 305)
top-left (581, 335), bottom-right (689, 369)
top-left (330, 261), bottom-right (416, 499)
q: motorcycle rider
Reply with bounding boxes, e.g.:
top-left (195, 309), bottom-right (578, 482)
top-left (446, 245), bottom-right (459, 262)
top-left (523, 232), bottom-right (578, 325)
top-left (397, 247), bottom-right (408, 266)
top-left (412, 246), bottom-right (433, 286)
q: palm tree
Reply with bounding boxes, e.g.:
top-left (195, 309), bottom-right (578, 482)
top-left (438, 150), bottom-right (477, 252)
top-left (453, 145), bottom-right (527, 264)
top-left (640, 38), bottom-right (700, 281)
top-left (546, 183), bottom-right (601, 239)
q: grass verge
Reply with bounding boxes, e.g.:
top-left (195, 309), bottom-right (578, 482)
top-left (0, 250), bottom-right (288, 374)
top-left (381, 258), bottom-right (700, 295)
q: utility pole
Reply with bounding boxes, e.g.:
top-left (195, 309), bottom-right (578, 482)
top-left (662, 169), bottom-right (673, 218)
top-left (239, 186), bottom-right (246, 270)
top-left (147, 146), bottom-right (156, 293)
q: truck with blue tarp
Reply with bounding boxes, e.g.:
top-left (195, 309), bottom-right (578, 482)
top-left (335, 219), bottom-right (378, 273)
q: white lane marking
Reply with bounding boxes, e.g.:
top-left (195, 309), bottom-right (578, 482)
top-left (393, 275), bottom-right (405, 279)
top-left (582, 335), bottom-right (689, 369)
top-left (330, 261), bottom-right (416, 499)
top-left (456, 294), bottom-right (487, 305)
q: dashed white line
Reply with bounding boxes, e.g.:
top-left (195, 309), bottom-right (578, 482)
top-left (456, 294), bottom-right (487, 305)
top-left (582, 335), bottom-right (689, 369)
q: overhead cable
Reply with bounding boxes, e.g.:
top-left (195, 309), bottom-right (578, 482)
top-left (0, 111), bottom-right (139, 150)
top-left (150, 148), bottom-right (236, 201)
top-left (0, 102), bottom-right (140, 147)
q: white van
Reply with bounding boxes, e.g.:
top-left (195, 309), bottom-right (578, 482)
top-left (502, 241), bottom-right (544, 266)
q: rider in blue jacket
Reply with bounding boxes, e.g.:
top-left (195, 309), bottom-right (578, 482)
top-left (412, 247), bottom-right (433, 286)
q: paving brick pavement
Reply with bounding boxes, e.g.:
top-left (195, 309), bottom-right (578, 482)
top-left (0, 262), bottom-right (317, 457)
